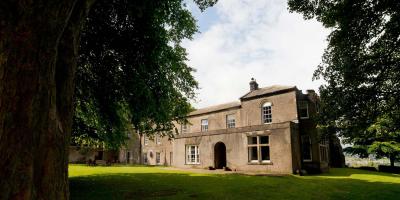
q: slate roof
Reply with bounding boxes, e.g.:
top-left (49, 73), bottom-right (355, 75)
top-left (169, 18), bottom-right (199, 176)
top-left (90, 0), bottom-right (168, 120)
top-left (189, 101), bottom-right (241, 116)
top-left (240, 85), bottom-right (296, 100)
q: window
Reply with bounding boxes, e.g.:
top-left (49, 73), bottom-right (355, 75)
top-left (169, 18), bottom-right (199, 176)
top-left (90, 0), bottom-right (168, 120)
top-left (262, 102), bottom-right (272, 124)
top-left (226, 114), bottom-right (236, 128)
top-left (156, 152), bottom-right (161, 164)
top-left (181, 123), bottom-right (188, 134)
top-left (247, 135), bottom-right (270, 163)
top-left (144, 135), bottom-right (149, 145)
top-left (319, 139), bottom-right (329, 163)
top-left (156, 135), bottom-right (161, 145)
top-left (301, 135), bottom-right (312, 161)
top-left (143, 153), bottom-right (148, 164)
top-left (299, 101), bottom-right (309, 119)
top-left (186, 145), bottom-right (200, 164)
top-left (201, 119), bottom-right (208, 132)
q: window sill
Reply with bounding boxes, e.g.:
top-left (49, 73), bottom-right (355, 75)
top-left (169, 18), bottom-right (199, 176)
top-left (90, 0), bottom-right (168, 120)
top-left (300, 117), bottom-right (309, 120)
top-left (247, 161), bottom-right (272, 165)
top-left (185, 163), bottom-right (200, 165)
top-left (303, 160), bottom-right (312, 162)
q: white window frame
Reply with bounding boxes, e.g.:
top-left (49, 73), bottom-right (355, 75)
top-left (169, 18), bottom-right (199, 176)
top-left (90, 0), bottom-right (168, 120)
top-left (262, 102), bottom-right (272, 124)
top-left (186, 145), bottom-right (200, 164)
top-left (247, 135), bottom-right (270, 164)
top-left (144, 135), bottom-right (149, 146)
top-left (226, 114), bottom-right (236, 128)
top-left (299, 101), bottom-right (309, 119)
top-left (301, 135), bottom-right (312, 162)
top-left (156, 152), bottom-right (161, 165)
top-left (156, 135), bottom-right (161, 145)
top-left (181, 123), bottom-right (188, 134)
top-left (201, 119), bottom-right (208, 132)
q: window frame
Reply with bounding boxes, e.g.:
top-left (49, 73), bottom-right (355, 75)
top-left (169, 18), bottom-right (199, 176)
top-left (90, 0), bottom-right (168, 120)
top-left (301, 135), bottom-right (312, 162)
top-left (201, 119), bottom-right (208, 132)
top-left (262, 102), bottom-right (272, 124)
top-left (156, 135), bottom-right (161, 145)
top-left (185, 145), bottom-right (200, 165)
top-left (144, 135), bottom-right (149, 146)
top-left (181, 123), bottom-right (188, 134)
top-left (226, 114), bottom-right (236, 128)
top-left (319, 139), bottom-right (329, 163)
top-left (299, 101), bottom-right (309, 119)
top-left (156, 152), bottom-right (161, 165)
top-left (247, 135), bottom-right (271, 164)
top-left (143, 152), bottom-right (148, 164)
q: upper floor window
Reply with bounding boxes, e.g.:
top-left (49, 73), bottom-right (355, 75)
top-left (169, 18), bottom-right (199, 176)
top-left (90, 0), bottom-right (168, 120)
top-left (226, 114), bottom-right (236, 128)
top-left (144, 135), bottom-right (149, 145)
top-left (156, 135), bottom-right (161, 145)
top-left (181, 123), bottom-right (188, 134)
top-left (201, 119), bottom-right (208, 132)
top-left (299, 101), bottom-right (309, 119)
top-left (262, 102), bottom-right (272, 124)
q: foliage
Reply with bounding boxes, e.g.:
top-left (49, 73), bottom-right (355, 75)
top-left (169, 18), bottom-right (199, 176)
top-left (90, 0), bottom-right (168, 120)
top-left (69, 165), bottom-right (400, 200)
top-left (288, 0), bottom-right (400, 162)
top-left (72, 0), bottom-right (215, 149)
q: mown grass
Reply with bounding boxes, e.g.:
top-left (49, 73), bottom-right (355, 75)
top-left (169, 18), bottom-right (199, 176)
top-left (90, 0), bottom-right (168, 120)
top-left (69, 165), bottom-right (400, 200)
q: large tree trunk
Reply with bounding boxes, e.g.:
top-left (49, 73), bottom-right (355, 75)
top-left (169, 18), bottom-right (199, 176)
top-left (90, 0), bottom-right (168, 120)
top-left (389, 155), bottom-right (395, 167)
top-left (0, 1), bottom-right (92, 199)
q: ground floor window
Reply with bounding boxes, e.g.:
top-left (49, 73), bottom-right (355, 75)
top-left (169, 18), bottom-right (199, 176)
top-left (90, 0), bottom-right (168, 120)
top-left (301, 135), bottom-right (312, 162)
top-left (143, 153), bottom-right (148, 164)
top-left (247, 135), bottom-right (270, 163)
top-left (156, 152), bottom-right (161, 164)
top-left (186, 145), bottom-right (200, 164)
top-left (319, 139), bottom-right (329, 162)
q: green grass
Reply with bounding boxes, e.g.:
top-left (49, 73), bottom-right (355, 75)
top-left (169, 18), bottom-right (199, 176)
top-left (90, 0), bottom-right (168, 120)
top-left (69, 165), bottom-right (400, 200)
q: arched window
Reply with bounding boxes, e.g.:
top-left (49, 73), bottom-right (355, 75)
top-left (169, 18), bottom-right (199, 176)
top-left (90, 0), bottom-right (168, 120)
top-left (262, 102), bottom-right (272, 124)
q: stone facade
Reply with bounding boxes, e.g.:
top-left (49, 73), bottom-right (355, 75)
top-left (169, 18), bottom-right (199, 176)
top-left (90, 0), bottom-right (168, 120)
top-left (141, 80), bottom-right (329, 174)
top-left (69, 79), bottom-right (330, 174)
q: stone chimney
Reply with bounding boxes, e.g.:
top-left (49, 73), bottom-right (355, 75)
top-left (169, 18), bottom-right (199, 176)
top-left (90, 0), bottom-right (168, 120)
top-left (249, 78), bottom-right (259, 91)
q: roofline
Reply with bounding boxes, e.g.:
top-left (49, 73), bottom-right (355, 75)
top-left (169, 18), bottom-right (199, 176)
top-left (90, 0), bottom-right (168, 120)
top-left (240, 87), bottom-right (298, 101)
top-left (187, 104), bottom-right (242, 117)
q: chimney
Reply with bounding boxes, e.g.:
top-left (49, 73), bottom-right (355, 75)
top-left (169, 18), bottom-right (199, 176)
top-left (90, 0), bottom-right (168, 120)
top-left (249, 78), bottom-right (259, 91)
top-left (307, 89), bottom-right (315, 95)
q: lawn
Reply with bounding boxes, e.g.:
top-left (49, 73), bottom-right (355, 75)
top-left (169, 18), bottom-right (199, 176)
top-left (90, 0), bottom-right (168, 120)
top-left (69, 165), bottom-right (400, 200)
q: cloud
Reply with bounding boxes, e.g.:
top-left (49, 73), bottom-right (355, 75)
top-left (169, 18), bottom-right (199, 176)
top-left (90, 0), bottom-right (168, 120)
top-left (183, 0), bottom-right (330, 108)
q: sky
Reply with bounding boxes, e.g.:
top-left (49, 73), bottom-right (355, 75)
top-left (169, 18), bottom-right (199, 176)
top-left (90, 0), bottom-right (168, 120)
top-left (182, 0), bottom-right (330, 108)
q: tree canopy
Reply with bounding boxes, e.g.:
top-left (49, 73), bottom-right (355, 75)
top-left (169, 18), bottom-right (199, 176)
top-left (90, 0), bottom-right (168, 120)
top-left (72, 0), bottom-right (217, 149)
top-left (288, 0), bottom-right (400, 165)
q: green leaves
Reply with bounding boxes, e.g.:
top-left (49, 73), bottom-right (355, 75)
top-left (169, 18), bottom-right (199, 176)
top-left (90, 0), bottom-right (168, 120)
top-left (72, 0), bottom-right (212, 149)
top-left (288, 0), bottom-right (400, 162)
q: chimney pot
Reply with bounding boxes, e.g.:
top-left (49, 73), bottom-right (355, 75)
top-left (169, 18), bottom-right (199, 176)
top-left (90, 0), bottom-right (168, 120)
top-left (249, 78), bottom-right (259, 91)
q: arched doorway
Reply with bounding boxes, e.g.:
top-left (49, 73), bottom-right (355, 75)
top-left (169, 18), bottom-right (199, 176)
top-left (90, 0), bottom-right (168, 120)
top-left (214, 142), bottom-right (227, 169)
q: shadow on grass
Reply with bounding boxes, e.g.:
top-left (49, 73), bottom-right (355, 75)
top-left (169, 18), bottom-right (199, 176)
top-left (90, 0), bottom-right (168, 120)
top-left (70, 168), bottom-right (400, 200)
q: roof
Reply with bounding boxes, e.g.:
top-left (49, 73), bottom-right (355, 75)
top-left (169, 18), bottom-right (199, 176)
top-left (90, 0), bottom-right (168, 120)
top-left (240, 85), bottom-right (297, 100)
top-left (189, 101), bottom-right (241, 116)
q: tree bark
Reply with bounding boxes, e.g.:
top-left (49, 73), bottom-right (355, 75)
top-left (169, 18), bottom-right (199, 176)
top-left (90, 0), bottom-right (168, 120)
top-left (0, 1), bottom-right (93, 199)
top-left (389, 155), bottom-right (395, 167)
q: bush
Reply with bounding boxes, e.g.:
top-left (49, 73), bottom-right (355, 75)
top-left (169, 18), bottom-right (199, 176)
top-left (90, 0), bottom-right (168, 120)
top-left (355, 166), bottom-right (377, 172)
top-left (378, 165), bottom-right (400, 174)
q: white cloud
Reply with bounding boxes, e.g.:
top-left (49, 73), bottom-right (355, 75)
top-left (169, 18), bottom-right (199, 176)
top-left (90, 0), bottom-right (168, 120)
top-left (183, 0), bottom-right (330, 108)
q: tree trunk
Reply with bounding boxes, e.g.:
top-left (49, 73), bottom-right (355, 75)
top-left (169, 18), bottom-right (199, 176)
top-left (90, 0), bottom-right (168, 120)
top-left (389, 155), bottom-right (395, 167)
top-left (0, 1), bottom-right (93, 199)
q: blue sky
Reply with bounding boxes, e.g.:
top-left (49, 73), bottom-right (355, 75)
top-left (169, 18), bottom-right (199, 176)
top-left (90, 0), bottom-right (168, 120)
top-left (183, 0), bottom-right (330, 108)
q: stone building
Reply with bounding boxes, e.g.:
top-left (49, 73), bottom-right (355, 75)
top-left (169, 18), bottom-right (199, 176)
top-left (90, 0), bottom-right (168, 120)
top-left (142, 79), bottom-right (329, 174)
